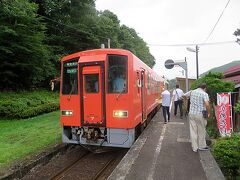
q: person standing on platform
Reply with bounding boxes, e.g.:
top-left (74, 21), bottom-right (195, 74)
top-left (172, 85), bottom-right (184, 119)
top-left (161, 88), bottom-right (171, 124)
top-left (186, 83), bottom-right (211, 152)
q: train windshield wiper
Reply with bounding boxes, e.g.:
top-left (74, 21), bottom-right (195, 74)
top-left (116, 87), bottom-right (125, 100)
top-left (68, 79), bottom-right (76, 100)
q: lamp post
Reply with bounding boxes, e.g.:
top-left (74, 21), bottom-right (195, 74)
top-left (186, 45), bottom-right (199, 79)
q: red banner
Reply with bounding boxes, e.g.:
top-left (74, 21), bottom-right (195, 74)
top-left (216, 93), bottom-right (232, 137)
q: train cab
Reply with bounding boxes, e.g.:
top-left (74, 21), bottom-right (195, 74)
top-left (60, 49), bottom-right (163, 148)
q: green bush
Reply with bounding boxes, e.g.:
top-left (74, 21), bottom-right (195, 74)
top-left (207, 117), bottom-right (219, 139)
top-left (234, 102), bottom-right (240, 114)
top-left (207, 124), bottom-right (219, 139)
top-left (212, 134), bottom-right (240, 179)
top-left (0, 90), bottom-right (59, 119)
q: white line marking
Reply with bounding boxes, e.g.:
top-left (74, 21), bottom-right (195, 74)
top-left (168, 122), bottom-right (184, 125)
top-left (155, 122), bottom-right (184, 125)
top-left (147, 124), bottom-right (167, 180)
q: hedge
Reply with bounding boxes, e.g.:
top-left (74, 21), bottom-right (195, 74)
top-left (0, 90), bottom-right (59, 119)
top-left (212, 134), bottom-right (240, 179)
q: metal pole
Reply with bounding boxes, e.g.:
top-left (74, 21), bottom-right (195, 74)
top-left (229, 92), bottom-right (234, 132)
top-left (185, 57), bottom-right (189, 92)
top-left (196, 45), bottom-right (199, 79)
top-left (108, 38), bottom-right (111, 48)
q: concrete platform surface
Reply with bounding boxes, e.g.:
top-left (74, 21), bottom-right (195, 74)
top-left (108, 110), bottom-right (225, 180)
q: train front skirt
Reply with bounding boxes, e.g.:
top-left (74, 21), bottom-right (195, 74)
top-left (62, 127), bottom-right (135, 148)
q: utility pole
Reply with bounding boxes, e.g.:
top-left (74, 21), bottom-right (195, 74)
top-left (196, 45), bottom-right (199, 79)
top-left (186, 45), bottom-right (199, 79)
top-left (184, 57), bottom-right (189, 92)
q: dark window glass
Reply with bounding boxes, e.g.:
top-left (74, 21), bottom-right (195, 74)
top-left (62, 58), bottom-right (78, 95)
top-left (84, 74), bottom-right (99, 93)
top-left (108, 55), bottom-right (128, 93)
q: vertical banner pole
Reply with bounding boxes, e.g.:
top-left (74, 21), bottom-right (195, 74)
top-left (229, 92), bottom-right (234, 131)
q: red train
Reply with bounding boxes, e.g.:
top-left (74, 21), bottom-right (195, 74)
top-left (60, 49), bottom-right (164, 148)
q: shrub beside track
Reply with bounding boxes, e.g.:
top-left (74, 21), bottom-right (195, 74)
top-left (0, 90), bottom-right (59, 119)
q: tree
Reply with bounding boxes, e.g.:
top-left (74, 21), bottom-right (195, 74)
top-left (0, 0), bottom-right (156, 91)
top-left (97, 10), bottom-right (121, 48)
top-left (0, 0), bottom-right (54, 90)
top-left (168, 79), bottom-right (177, 90)
top-left (118, 25), bottom-right (156, 68)
top-left (191, 72), bottom-right (234, 104)
top-left (234, 28), bottom-right (240, 45)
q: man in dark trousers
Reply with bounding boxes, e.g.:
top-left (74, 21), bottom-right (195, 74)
top-left (172, 85), bottom-right (184, 119)
top-left (161, 88), bottom-right (171, 123)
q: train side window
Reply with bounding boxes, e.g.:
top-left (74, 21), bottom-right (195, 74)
top-left (147, 73), bottom-right (151, 94)
top-left (62, 58), bottom-right (78, 95)
top-left (84, 74), bottom-right (99, 93)
top-left (107, 55), bottom-right (128, 94)
top-left (147, 73), bottom-right (151, 89)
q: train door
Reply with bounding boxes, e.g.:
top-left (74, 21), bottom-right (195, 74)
top-left (141, 70), bottom-right (147, 121)
top-left (80, 62), bottom-right (106, 126)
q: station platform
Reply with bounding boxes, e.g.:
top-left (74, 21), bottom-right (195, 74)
top-left (108, 110), bottom-right (225, 180)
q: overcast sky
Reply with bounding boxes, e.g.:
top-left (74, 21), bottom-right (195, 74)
top-left (96, 0), bottom-right (240, 79)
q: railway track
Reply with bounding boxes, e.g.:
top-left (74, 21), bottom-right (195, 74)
top-left (91, 153), bottom-right (119, 180)
top-left (49, 147), bottom-right (127, 180)
top-left (50, 151), bottom-right (90, 180)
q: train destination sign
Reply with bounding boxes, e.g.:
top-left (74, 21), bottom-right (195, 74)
top-left (64, 62), bottom-right (78, 67)
top-left (67, 68), bottom-right (77, 74)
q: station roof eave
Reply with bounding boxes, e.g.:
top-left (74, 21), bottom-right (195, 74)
top-left (224, 64), bottom-right (240, 77)
top-left (224, 74), bottom-right (240, 85)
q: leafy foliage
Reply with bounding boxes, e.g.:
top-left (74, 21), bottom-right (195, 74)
top-left (167, 79), bottom-right (177, 90)
top-left (234, 28), bottom-right (240, 44)
top-left (0, 0), bottom-right (54, 90)
top-left (191, 72), bottom-right (235, 104)
top-left (0, 0), bottom-right (155, 90)
top-left (212, 134), bottom-right (240, 178)
top-left (206, 119), bottom-right (219, 138)
top-left (0, 90), bottom-right (59, 119)
top-left (234, 102), bottom-right (240, 114)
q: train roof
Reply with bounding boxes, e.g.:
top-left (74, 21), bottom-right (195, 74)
top-left (62, 48), bottom-right (163, 81)
top-left (62, 48), bottom-right (132, 61)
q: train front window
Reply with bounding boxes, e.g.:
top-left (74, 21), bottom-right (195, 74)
top-left (84, 74), bottom-right (99, 93)
top-left (108, 55), bottom-right (128, 93)
top-left (62, 58), bottom-right (78, 95)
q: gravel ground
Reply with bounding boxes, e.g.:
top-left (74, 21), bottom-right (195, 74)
top-left (21, 145), bottom-right (128, 180)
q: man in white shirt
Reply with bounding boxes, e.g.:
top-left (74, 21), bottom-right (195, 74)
top-left (172, 85), bottom-right (184, 119)
top-left (161, 89), bottom-right (171, 123)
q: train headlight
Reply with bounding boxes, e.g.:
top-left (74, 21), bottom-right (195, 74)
top-left (62, 110), bottom-right (73, 116)
top-left (113, 110), bottom-right (128, 118)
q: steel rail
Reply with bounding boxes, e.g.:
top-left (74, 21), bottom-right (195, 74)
top-left (50, 151), bottom-right (90, 180)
